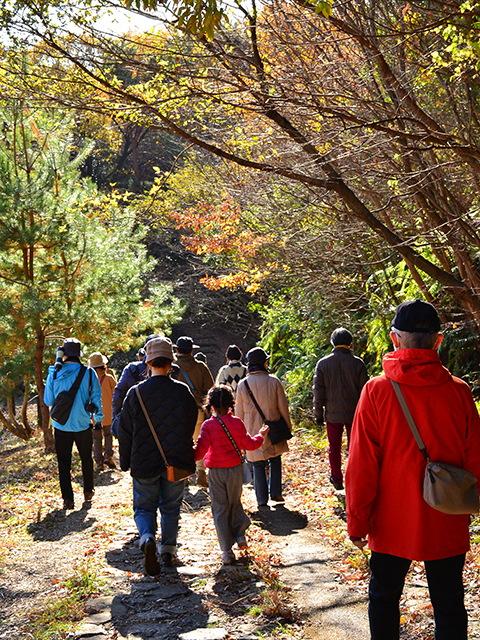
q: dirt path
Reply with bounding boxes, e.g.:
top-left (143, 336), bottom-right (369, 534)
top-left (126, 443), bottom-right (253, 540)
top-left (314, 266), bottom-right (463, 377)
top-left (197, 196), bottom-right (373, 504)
top-left (0, 438), bottom-right (370, 640)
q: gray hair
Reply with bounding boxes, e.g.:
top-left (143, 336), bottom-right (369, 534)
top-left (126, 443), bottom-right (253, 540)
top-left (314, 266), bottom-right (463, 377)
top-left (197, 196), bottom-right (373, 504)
top-left (391, 328), bottom-right (439, 350)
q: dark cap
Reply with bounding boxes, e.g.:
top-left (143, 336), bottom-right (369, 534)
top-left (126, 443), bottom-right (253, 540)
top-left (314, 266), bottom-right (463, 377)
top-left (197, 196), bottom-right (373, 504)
top-left (331, 328), bottom-right (353, 346)
top-left (392, 299), bottom-right (441, 333)
top-left (62, 338), bottom-right (83, 357)
top-left (144, 334), bottom-right (161, 346)
top-left (174, 336), bottom-right (199, 350)
top-left (246, 347), bottom-right (270, 365)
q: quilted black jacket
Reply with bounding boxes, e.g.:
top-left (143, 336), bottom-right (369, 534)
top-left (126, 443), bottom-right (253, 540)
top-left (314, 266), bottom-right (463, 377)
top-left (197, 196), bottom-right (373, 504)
top-left (118, 375), bottom-right (197, 478)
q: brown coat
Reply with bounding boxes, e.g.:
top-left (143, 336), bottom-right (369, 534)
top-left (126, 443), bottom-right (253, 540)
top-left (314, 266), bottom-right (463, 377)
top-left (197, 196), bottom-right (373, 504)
top-left (235, 370), bottom-right (291, 462)
top-left (175, 354), bottom-right (214, 408)
top-left (98, 372), bottom-right (116, 426)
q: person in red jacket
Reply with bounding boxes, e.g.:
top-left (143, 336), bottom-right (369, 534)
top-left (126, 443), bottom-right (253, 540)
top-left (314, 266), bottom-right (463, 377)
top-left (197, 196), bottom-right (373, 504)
top-left (195, 385), bottom-right (269, 564)
top-left (346, 299), bottom-right (480, 640)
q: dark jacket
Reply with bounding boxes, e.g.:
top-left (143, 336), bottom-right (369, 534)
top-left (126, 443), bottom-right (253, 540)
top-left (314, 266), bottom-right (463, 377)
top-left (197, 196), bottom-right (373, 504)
top-left (313, 347), bottom-right (369, 424)
top-left (112, 360), bottom-right (148, 419)
top-left (118, 375), bottom-right (197, 478)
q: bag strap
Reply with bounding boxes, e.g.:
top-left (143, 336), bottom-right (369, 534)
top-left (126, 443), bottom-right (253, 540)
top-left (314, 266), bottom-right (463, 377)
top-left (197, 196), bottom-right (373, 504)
top-left (181, 369), bottom-right (197, 395)
top-left (135, 386), bottom-right (170, 469)
top-left (214, 415), bottom-right (245, 463)
top-left (66, 365), bottom-right (87, 396)
top-left (390, 379), bottom-right (429, 462)
top-left (244, 379), bottom-right (266, 422)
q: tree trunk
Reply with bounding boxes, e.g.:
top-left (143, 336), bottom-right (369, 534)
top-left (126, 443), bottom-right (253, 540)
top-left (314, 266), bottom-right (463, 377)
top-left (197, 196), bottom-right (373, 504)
top-left (34, 329), bottom-right (55, 453)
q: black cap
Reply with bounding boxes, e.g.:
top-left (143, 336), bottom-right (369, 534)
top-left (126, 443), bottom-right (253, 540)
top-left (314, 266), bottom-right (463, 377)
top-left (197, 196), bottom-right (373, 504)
top-left (392, 299), bottom-right (441, 333)
top-left (331, 328), bottom-right (353, 346)
top-left (144, 334), bottom-right (161, 346)
top-left (246, 347), bottom-right (270, 365)
top-left (174, 336), bottom-right (200, 350)
top-left (62, 338), bottom-right (83, 357)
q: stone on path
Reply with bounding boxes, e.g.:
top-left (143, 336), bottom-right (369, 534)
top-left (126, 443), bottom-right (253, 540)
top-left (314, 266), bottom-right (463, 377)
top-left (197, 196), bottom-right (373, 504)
top-left (75, 622), bottom-right (106, 637)
top-left (179, 629), bottom-right (229, 640)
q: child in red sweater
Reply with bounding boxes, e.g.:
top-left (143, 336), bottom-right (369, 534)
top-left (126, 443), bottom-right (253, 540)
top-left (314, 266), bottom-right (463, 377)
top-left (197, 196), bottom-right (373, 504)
top-left (195, 385), bottom-right (268, 564)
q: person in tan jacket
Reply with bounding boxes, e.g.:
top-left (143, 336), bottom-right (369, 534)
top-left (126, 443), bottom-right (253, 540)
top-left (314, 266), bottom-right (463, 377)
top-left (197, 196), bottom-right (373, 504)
top-left (235, 347), bottom-right (291, 508)
top-left (88, 352), bottom-right (117, 470)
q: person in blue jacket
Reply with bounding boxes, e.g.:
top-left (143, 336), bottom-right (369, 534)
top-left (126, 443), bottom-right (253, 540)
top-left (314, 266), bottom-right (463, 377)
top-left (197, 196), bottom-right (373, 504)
top-left (44, 338), bottom-right (103, 510)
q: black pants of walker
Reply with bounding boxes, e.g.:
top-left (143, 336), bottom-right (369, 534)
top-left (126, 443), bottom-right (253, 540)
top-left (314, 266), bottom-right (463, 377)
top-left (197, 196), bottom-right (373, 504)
top-left (369, 551), bottom-right (467, 640)
top-left (54, 427), bottom-right (94, 503)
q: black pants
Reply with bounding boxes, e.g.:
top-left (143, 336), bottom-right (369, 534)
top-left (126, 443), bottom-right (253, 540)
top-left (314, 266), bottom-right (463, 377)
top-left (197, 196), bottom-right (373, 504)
top-left (369, 551), bottom-right (467, 640)
top-left (54, 427), bottom-right (94, 503)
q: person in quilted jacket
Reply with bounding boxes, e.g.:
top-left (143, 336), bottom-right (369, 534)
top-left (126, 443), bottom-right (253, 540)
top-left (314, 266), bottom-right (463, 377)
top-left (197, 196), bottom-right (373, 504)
top-left (118, 337), bottom-right (197, 576)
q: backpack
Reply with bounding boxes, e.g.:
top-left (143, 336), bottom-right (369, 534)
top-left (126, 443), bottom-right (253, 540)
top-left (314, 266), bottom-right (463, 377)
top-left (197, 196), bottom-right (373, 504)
top-left (50, 366), bottom-right (88, 425)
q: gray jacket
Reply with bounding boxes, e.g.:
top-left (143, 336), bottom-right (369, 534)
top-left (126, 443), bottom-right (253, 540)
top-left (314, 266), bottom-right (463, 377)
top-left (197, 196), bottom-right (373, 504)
top-left (313, 347), bottom-right (369, 424)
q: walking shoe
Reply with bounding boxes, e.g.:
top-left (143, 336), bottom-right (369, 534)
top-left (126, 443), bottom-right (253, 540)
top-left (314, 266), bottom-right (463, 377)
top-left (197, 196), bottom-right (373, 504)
top-left (96, 461), bottom-right (105, 471)
top-left (84, 490), bottom-right (95, 502)
top-left (142, 538), bottom-right (161, 576)
top-left (222, 550), bottom-right (236, 565)
top-left (329, 476), bottom-right (344, 491)
top-left (271, 495), bottom-right (284, 503)
top-left (104, 456), bottom-right (117, 469)
top-left (237, 539), bottom-right (248, 550)
top-left (161, 552), bottom-right (174, 567)
top-left (63, 499), bottom-right (74, 510)
top-left (196, 469), bottom-right (208, 488)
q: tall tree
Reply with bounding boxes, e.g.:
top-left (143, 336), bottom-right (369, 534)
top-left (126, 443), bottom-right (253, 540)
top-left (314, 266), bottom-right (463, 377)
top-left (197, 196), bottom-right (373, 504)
top-left (4, 0), bottom-right (480, 323)
top-left (0, 103), bottom-right (184, 451)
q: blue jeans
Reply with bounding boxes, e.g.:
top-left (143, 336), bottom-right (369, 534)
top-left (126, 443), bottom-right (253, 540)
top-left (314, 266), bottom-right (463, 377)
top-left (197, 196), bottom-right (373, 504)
top-left (369, 551), bottom-right (467, 640)
top-left (253, 455), bottom-right (282, 505)
top-left (133, 472), bottom-right (185, 554)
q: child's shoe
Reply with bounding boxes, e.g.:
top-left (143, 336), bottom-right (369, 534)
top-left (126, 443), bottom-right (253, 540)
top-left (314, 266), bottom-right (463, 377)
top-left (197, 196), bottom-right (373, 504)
top-left (222, 550), bottom-right (236, 564)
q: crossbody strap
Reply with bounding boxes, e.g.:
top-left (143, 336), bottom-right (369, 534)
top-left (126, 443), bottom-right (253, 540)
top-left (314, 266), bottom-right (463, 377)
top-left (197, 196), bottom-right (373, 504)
top-left (214, 415), bottom-right (245, 463)
top-left (244, 380), bottom-right (266, 422)
top-left (390, 379), bottom-right (429, 462)
top-left (61, 364), bottom-right (86, 394)
top-left (135, 386), bottom-right (170, 469)
top-left (181, 370), bottom-right (197, 395)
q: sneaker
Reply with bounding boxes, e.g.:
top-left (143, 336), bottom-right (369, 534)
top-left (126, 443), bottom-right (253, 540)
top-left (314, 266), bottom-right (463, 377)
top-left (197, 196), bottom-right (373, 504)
top-left (96, 461), bottom-right (105, 471)
top-left (196, 469), bottom-right (208, 488)
top-left (84, 490), bottom-right (95, 502)
top-left (104, 456), bottom-right (117, 469)
top-left (271, 495), bottom-right (285, 503)
top-left (237, 539), bottom-right (248, 550)
top-left (329, 476), bottom-right (344, 491)
top-left (63, 499), bottom-right (74, 510)
top-left (143, 538), bottom-right (161, 576)
top-left (161, 552), bottom-right (174, 567)
top-left (222, 550), bottom-right (235, 565)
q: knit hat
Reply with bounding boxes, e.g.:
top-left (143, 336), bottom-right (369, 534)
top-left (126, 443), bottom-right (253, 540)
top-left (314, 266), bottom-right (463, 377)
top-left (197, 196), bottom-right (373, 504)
top-left (392, 299), bottom-right (441, 333)
top-left (146, 337), bottom-right (174, 362)
top-left (88, 352), bottom-right (108, 368)
top-left (62, 338), bottom-right (83, 357)
top-left (246, 347), bottom-right (270, 365)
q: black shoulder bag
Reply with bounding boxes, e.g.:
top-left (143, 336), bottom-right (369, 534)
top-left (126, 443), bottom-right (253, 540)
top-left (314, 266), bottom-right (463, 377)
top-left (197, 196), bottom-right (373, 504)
top-left (50, 366), bottom-right (87, 425)
top-left (244, 379), bottom-right (292, 445)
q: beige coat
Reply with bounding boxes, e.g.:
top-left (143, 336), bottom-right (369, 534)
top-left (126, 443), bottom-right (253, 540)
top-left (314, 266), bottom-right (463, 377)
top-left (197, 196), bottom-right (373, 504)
top-left (98, 372), bottom-right (116, 426)
top-left (235, 370), bottom-right (291, 462)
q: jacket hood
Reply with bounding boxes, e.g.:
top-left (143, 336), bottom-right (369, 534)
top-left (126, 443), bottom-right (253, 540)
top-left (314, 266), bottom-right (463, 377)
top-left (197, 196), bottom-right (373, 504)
top-left (382, 349), bottom-right (451, 387)
top-left (175, 354), bottom-right (196, 371)
top-left (50, 361), bottom-right (83, 381)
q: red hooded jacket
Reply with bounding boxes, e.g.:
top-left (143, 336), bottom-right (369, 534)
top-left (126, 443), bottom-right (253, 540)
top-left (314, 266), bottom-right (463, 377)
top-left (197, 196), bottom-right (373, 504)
top-left (346, 348), bottom-right (480, 561)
